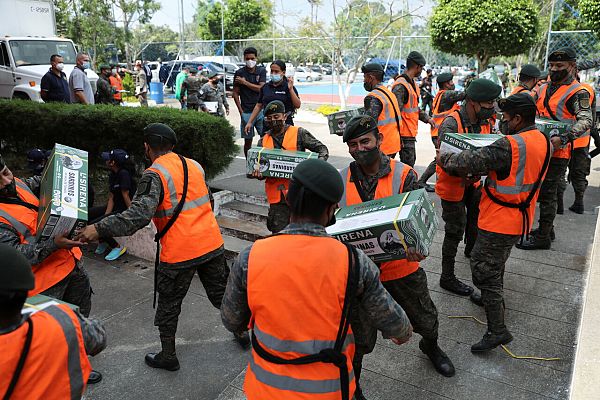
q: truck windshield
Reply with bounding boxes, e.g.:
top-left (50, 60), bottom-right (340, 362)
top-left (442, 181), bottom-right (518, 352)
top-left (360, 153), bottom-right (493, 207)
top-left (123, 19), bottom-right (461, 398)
top-left (9, 40), bottom-right (76, 66)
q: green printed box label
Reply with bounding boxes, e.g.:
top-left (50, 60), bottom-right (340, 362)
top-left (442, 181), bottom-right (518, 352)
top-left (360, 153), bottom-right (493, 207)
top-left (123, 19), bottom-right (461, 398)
top-left (247, 147), bottom-right (315, 179)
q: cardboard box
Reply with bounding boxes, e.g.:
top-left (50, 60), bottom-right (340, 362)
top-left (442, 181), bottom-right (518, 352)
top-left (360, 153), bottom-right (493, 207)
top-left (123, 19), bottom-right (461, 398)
top-left (23, 294), bottom-right (79, 314)
top-left (327, 107), bottom-right (365, 136)
top-left (535, 117), bottom-right (572, 137)
top-left (37, 144), bottom-right (89, 241)
top-left (439, 133), bottom-right (504, 155)
top-left (247, 147), bottom-right (317, 179)
top-left (326, 189), bottom-right (439, 262)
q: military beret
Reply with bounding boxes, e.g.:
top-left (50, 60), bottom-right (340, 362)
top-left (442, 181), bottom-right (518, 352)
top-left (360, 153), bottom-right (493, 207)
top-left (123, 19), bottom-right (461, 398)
top-left (548, 47), bottom-right (576, 62)
top-left (519, 64), bottom-right (541, 78)
top-left (264, 100), bottom-right (286, 116)
top-left (143, 123), bottom-right (177, 145)
top-left (361, 63), bottom-right (384, 74)
top-left (407, 51), bottom-right (426, 66)
top-left (497, 93), bottom-right (537, 114)
top-left (0, 243), bottom-right (34, 293)
top-left (99, 64), bottom-right (111, 70)
top-left (436, 72), bottom-right (454, 84)
top-left (465, 79), bottom-right (502, 102)
top-left (189, 67), bottom-right (198, 73)
top-left (292, 159), bottom-right (344, 204)
top-left (208, 71), bottom-right (220, 79)
top-left (343, 115), bottom-right (378, 143)
top-left (539, 70), bottom-right (549, 79)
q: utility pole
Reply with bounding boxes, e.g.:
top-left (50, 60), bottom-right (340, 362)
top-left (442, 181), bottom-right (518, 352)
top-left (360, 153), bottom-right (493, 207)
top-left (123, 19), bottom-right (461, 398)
top-left (180, 0), bottom-right (185, 60)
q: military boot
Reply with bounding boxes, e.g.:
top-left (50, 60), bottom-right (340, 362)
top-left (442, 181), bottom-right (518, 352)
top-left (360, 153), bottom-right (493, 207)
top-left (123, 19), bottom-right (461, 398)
top-left (529, 226), bottom-right (555, 241)
top-left (471, 303), bottom-right (513, 352)
top-left (515, 223), bottom-right (552, 250)
top-left (569, 194), bottom-right (584, 214)
top-left (233, 331), bottom-right (251, 349)
top-left (419, 338), bottom-right (456, 377)
top-left (145, 336), bottom-right (180, 371)
top-left (440, 277), bottom-right (474, 296)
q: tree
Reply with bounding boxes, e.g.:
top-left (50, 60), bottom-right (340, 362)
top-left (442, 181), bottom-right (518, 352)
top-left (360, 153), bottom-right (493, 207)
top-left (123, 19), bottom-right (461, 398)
top-left (580, 0), bottom-right (600, 36)
top-left (430, 0), bottom-right (539, 72)
top-left (129, 24), bottom-right (179, 62)
top-left (112, 0), bottom-right (161, 66)
top-left (198, 0), bottom-right (271, 41)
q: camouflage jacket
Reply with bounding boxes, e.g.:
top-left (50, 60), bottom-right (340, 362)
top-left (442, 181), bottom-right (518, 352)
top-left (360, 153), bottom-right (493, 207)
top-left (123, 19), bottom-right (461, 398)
top-left (95, 75), bottom-right (115, 104)
top-left (199, 82), bottom-right (229, 116)
top-left (436, 90), bottom-right (466, 112)
top-left (220, 222), bottom-right (412, 341)
top-left (391, 75), bottom-right (432, 126)
top-left (181, 75), bottom-right (205, 103)
top-left (257, 126), bottom-right (329, 160)
top-left (438, 105), bottom-right (494, 136)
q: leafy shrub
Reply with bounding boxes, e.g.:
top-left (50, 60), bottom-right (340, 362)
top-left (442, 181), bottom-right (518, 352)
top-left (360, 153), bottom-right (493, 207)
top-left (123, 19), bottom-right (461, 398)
top-left (316, 104), bottom-right (341, 116)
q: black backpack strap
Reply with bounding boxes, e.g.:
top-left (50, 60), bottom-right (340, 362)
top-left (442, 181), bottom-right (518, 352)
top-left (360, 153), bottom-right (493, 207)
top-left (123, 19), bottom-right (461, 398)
top-left (373, 87), bottom-right (401, 135)
top-left (3, 318), bottom-right (33, 400)
top-left (348, 163), bottom-right (371, 203)
top-left (153, 155), bottom-right (189, 308)
top-left (251, 243), bottom-right (358, 400)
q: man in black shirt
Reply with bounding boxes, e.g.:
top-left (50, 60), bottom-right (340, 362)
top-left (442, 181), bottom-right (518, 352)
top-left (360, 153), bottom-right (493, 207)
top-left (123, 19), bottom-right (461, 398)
top-left (40, 54), bottom-right (70, 103)
top-left (233, 47), bottom-right (267, 158)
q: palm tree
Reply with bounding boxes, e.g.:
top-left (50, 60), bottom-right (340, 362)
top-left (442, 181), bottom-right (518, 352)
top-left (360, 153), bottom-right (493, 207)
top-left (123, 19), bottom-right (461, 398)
top-left (307, 0), bottom-right (322, 23)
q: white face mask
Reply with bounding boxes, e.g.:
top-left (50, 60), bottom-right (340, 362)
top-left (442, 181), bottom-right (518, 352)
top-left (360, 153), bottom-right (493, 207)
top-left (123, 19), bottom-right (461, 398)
top-left (55, 63), bottom-right (64, 71)
top-left (112, 68), bottom-right (117, 74)
top-left (246, 59), bottom-right (257, 69)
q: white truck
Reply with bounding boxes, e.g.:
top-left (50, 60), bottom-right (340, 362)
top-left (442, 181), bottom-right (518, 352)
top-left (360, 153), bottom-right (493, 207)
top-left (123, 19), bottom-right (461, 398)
top-left (0, 0), bottom-right (98, 101)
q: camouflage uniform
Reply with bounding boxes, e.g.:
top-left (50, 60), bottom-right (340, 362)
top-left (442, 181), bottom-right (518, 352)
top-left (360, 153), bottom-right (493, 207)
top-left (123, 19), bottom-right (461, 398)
top-left (437, 105), bottom-right (492, 276)
top-left (392, 74), bottom-right (434, 166)
top-left (256, 126), bottom-right (329, 233)
top-left (221, 222), bottom-right (412, 387)
top-left (135, 69), bottom-right (148, 107)
top-left (94, 160), bottom-right (229, 337)
top-left (345, 154), bottom-right (440, 380)
top-left (419, 90), bottom-right (467, 186)
top-left (199, 81), bottom-right (229, 117)
top-left (181, 75), bottom-right (205, 111)
top-left (0, 176), bottom-right (93, 317)
top-left (95, 74), bottom-right (115, 105)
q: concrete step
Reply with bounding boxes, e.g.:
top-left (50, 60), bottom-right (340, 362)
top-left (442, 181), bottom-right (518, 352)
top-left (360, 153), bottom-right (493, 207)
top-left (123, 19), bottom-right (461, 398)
top-left (217, 215), bottom-right (270, 243)
top-left (223, 234), bottom-right (253, 260)
top-left (220, 200), bottom-right (268, 223)
top-left (233, 192), bottom-right (268, 207)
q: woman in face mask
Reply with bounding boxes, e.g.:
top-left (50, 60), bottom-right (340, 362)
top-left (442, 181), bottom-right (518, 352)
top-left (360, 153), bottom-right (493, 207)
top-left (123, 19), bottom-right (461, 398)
top-left (244, 60), bottom-right (302, 136)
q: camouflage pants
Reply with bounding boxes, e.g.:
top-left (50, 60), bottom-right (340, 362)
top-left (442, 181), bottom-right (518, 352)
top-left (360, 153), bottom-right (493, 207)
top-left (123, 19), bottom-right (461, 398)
top-left (538, 158), bottom-right (569, 226)
top-left (471, 229), bottom-right (519, 307)
top-left (400, 138), bottom-right (417, 167)
top-left (42, 260), bottom-right (92, 317)
top-left (267, 201), bottom-right (290, 234)
top-left (418, 136), bottom-right (439, 184)
top-left (558, 146), bottom-right (590, 201)
top-left (440, 185), bottom-right (481, 280)
top-left (352, 268), bottom-right (439, 380)
top-left (155, 253), bottom-right (229, 337)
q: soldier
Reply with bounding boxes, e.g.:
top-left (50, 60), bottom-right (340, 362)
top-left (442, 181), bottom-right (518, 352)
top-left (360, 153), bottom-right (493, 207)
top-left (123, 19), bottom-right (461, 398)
top-left (181, 67), bottom-right (204, 111)
top-left (0, 243), bottom-right (107, 398)
top-left (250, 100), bottom-right (329, 234)
top-left (134, 60), bottom-right (148, 107)
top-left (76, 123), bottom-right (249, 371)
top-left (361, 63), bottom-right (401, 158)
top-left (221, 158), bottom-right (413, 400)
top-left (417, 72), bottom-right (465, 192)
top-left (340, 115), bottom-right (455, 396)
top-left (510, 64), bottom-right (542, 95)
top-left (95, 64), bottom-right (115, 104)
top-left (391, 51), bottom-right (436, 166)
top-left (518, 48), bottom-right (594, 250)
top-left (437, 93), bottom-right (551, 351)
top-left (436, 79), bottom-right (501, 298)
top-left (199, 71), bottom-right (230, 117)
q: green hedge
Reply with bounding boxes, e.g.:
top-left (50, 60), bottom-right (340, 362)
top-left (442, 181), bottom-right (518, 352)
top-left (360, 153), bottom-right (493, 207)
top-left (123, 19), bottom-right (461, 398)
top-left (0, 100), bottom-right (238, 179)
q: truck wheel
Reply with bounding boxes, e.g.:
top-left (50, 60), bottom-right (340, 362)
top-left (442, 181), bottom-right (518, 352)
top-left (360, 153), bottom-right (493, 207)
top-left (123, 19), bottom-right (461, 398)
top-left (307, 76), bottom-right (313, 82)
top-left (13, 92), bottom-right (31, 100)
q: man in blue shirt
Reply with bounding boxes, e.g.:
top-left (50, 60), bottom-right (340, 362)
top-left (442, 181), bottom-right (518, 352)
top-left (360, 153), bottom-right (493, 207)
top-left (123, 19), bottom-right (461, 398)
top-left (233, 47), bottom-right (267, 158)
top-left (40, 54), bottom-right (70, 103)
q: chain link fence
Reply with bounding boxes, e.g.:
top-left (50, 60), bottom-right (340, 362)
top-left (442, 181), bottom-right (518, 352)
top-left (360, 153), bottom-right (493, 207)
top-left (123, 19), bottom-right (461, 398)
top-left (546, 30), bottom-right (600, 68)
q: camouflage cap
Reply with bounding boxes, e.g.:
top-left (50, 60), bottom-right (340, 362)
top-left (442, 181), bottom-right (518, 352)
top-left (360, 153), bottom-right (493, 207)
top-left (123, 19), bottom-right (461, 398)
top-left (361, 63), bottom-right (384, 74)
top-left (407, 51), bottom-right (426, 66)
top-left (519, 64), bottom-right (542, 78)
top-left (548, 47), bottom-right (576, 62)
top-left (264, 100), bottom-right (286, 116)
top-left (436, 72), bottom-right (454, 84)
top-left (343, 115), bottom-right (378, 143)
top-left (0, 243), bottom-right (34, 293)
top-left (291, 159), bottom-right (344, 204)
top-left (465, 79), bottom-right (502, 102)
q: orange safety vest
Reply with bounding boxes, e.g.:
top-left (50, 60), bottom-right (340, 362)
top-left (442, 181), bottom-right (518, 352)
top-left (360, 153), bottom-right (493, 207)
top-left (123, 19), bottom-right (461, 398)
top-left (245, 235), bottom-right (355, 400)
top-left (109, 74), bottom-right (123, 101)
top-left (366, 85), bottom-right (401, 155)
top-left (339, 160), bottom-right (419, 281)
top-left (0, 304), bottom-right (92, 399)
top-left (392, 76), bottom-right (420, 138)
top-left (262, 126), bottom-right (300, 204)
top-left (431, 90), bottom-right (461, 138)
top-left (148, 152), bottom-right (223, 264)
top-left (0, 179), bottom-right (81, 296)
top-left (573, 83), bottom-right (595, 149)
top-left (480, 129), bottom-right (550, 236)
top-left (435, 110), bottom-right (493, 202)
top-left (536, 80), bottom-right (584, 159)
top-left (510, 85), bottom-right (531, 96)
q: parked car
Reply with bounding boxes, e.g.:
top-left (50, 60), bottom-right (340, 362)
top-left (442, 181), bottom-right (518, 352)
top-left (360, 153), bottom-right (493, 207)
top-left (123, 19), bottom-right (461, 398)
top-left (294, 66), bottom-right (322, 82)
top-left (310, 65), bottom-right (323, 74)
top-left (160, 61), bottom-right (233, 91)
top-left (320, 63), bottom-right (333, 75)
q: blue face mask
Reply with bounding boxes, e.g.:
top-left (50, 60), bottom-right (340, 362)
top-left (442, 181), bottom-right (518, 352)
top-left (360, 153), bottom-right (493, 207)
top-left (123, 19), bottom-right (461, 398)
top-left (271, 74), bottom-right (283, 83)
top-left (82, 62), bottom-right (91, 70)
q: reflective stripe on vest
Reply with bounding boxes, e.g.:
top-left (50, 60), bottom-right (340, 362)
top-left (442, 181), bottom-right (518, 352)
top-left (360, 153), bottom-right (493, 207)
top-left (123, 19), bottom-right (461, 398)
top-left (510, 85), bottom-right (531, 96)
top-left (262, 126), bottom-right (299, 204)
top-left (431, 90), bottom-right (460, 137)
top-left (485, 135), bottom-right (533, 195)
top-left (392, 76), bottom-right (420, 138)
top-left (340, 160), bottom-right (419, 281)
top-left (367, 86), bottom-right (401, 155)
top-left (0, 208), bottom-right (34, 241)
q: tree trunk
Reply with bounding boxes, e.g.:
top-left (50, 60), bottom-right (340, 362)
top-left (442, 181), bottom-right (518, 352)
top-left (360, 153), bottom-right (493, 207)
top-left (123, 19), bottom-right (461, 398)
top-left (477, 52), bottom-right (491, 74)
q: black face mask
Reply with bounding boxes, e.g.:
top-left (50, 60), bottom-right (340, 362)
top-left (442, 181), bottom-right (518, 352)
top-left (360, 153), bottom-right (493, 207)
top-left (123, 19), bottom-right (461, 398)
top-left (0, 180), bottom-right (17, 197)
top-left (351, 146), bottom-right (380, 166)
top-left (550, 69), bottom-right (569, 83)
top-left (363, 81), bottom-right (374, 92)
top-left (326, 211), bottom-right (336, 227)
top-left (266, 119), bottom-right (285, 132)
top-left (476, 105), bottom-right (496, 121)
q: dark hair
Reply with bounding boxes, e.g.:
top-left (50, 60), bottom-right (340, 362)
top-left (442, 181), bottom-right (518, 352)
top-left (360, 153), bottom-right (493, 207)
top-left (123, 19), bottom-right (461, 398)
top-left (144, 135), bottom-right (175, 152)
top-left (0, 291), bottom-right (27, 319)
top-left (272, 60), bottom-right (286, 72)
top-left (244, 47), bottom-right (258, 56)
top-left (441, 80), bottom-right (453, 90)
top-left (504, 108), bottom-right (536, 124)
top-left (406, 59), bottom-right (417, 70)
top-left (50, 54), bottom-right (62, 62)
top-left (518, 74), bottom-right (535, 82)
top-left (370, 71), bottom-right (384, 82)
top-left (287, 180), bottom-right (333, 220)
